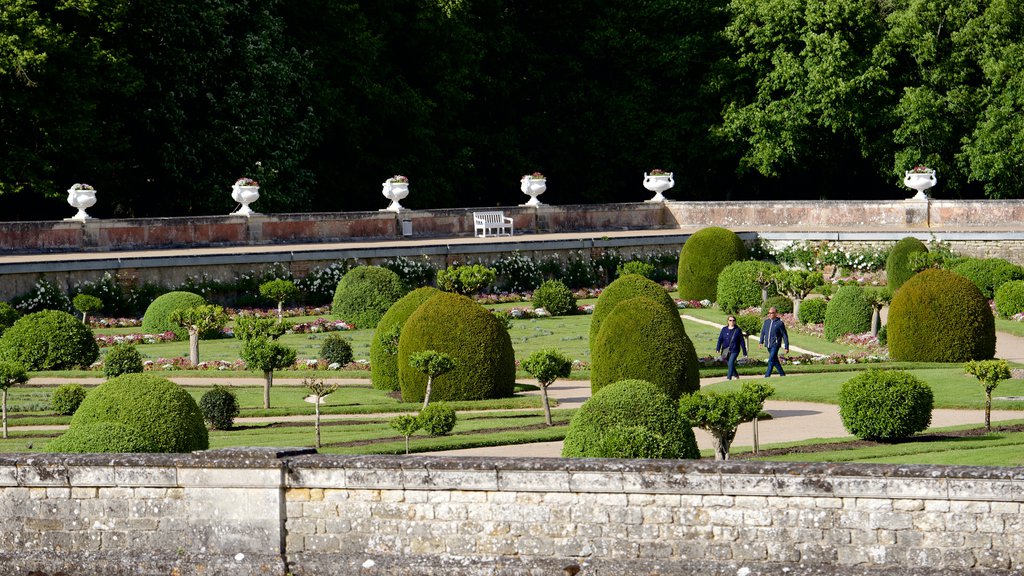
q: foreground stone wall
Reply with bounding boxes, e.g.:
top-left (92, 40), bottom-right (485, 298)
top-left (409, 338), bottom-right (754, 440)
top-left (2, 451), bottom-right (1022, 575)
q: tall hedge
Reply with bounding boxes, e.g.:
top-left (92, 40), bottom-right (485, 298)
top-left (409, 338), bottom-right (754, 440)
top-left (370, 286), bottom-right (439, 391)
top-left (331, 265), bottom-right (408, 328)
top-left (562, 379), bottom-right (699, 459)
top-left (823, 285), bottom-right (872, 341)
top-left (590, 274), bottom-right (677, 348)
top-left (141, 291), bottom-right (207, 339)
top-left (885, 237), bottom-right (928, 290)
top-left (591, 296), bottom-right (699, 399)
top-left (950, 257), bottom-right (1024, 299)
top-left (888, 269), bottom-right (995, 362)
top-left (716, 260), bottom-right (780, 314)
top-left (397, 292), bottom-right (515, 403)
top-left (677, 227), bottom-right (747, 301)
top-left (0, 310), bottom-right (99, 370)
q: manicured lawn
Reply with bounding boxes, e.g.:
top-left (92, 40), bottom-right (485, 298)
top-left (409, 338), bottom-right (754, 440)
top-left (677, 306), bottom-right (860, 356)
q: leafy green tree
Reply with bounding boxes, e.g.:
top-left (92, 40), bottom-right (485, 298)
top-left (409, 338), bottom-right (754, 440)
top-left (241, 337), bottom-right (296, 409)
top-left (0, 360), bottom-right (28, 438)
top-left (435, 265), bottom-right (496, 296)
top-left (408, 350), bottom-right (456, 409)
top-left (390, 414), bottom-right (423, 455)
top-left (304, 377), bottom-right (339, 449)
top-left (964, 359), bottom-right (1012, 430)
top-left (679, 381), bottom-right (773, 460)
top-left (234, 315), bottom-right (290, 341)
top-left (769, 270), bottom-right (824, 319)
top-left (72, 294), bottom-right (104, 324)
top-left (863, 286), bottom-right (893, 337)
top-left (522, 349), bottom-right (573, 426)
top-left (260, 279), bottom-right (299, 321)
top-left (170, 304), bottom-right (228, 365)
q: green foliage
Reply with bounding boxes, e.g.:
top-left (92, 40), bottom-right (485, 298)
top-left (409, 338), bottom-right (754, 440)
top-left (241, 338), bottom-right (297, 373)
top-left (169, 304), bottom-right (228, 339)
top-left (716, 260), bottom-right (780, 314)
top-left (63, 373), bottom-right (208, 452)
top-left (531, 280), bottom-right (576, 316)
top-left (591, 296), bottom-right (699, 400)
top-left (370, 287), bottom-right (439, 392)
top-left (590, 274), bottom-right (676, 347)
top-left (409, 350), bottom-right (457, 379)
top-left (591, 425), bottom-right (676, 459)
top-left (0, 361), bottom-right (28, 390)
top-left (199, 386), bottom-right (240, 430)
top-left (397, 292), bottom-right (515, 403)
top-left (995, 280), bottom-right (1024, 319)
top-left (72, 293), bottom-right (103, 319)
top-left (435, 264), bottom-right (496, 296)
top-left (103, 343), bottom-right (144, 378)
top-left (11, 278), bottom-right (71, 314)
top-left (735, 314), bottom-right (762, 339)
top-left (951, 257), bottom-right (1024, 299)
top-left (142, 291), bottom-right (207, 339)
top-left (823, 285), bottom-right (872, 341)
top-left (381, 256), bottom-right (437, 290)
top-left (233, 315), bottom-right (289, 341)
top-left (562, 380), bottom-right (699, 459)
top-left (46, 422), bottom-right (160, 454)
top-left (419, 402), bottom-right (457, 436)
top-left (492, 252), bottom-right (542, 292)
top-left (679, 381), bottom-right (773, 459)
top-left (838, 370), bottom-right (933, 441)
top-left (0, 302), bottom-right (20, 335)
top-left (319, 333), bottom-right (354, 366)
top-left (798, 298), bottom-right (827, 324)
top-left (886, 237), bottom-right (928, 290)
top-left (522, 349), bottom-right (572, 386)
top-left (677, 227), bottom-right (747, 301)
top-left (51, 384), bottom-right (88, 416)
top-left (331, 266), bottom-right (407, 328)
top-left (616, 260), bottom-right (656, 279)
top-left (965, 359), bottom-right (1012, 394)
top-left (0, 310), bottom-right (99, 370)
top-left (259, 279), bottom-right (299, 309)
top-left (761, 295), bottom-right (793, 316)
top-left (390, 414), bottom-right (423, 437)
top-left (888, 269), bottom-right (995, 362)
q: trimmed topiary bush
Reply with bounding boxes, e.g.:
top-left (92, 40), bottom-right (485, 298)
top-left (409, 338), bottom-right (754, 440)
top-left (64, 373), bottom-right (208, 452)
top-left (51, 383), bottom-right (88, 415)
top-left (0, 310), bottom-right (99, 370)
top-left (46, 421), bottom-right (160, 453)
top-left (591, 297), bottom-right (699, 399)
top-left (677, 227), bottom-right (747, 301)
top-left (823, 285), bottom-right (872, 341)
top-left (798, 297), bottom-right (828, 324)
top-left (397, 292), bottom-right (515, 403)
top-left (761, 295), bottom-right (793, 316)
top-left (532, 279), bottom-right (576, 316)
top-left (141, 291), bottom-right (206, 339)
top-left (370, 287), bottom-right (440, 391)
top-left (103, 343), bottom-right (144, 378)
top-left (562, 379), bottom-right (699, 459)
top-left (419, 402), bottom-right (457, 436)
top-left (888, 269), bottom-right (995, 362)
top-left (319, 333), bottom-right (354, 365)
top-left (886, 237), bottom-right (928, 290)
top-left (838, 369), bottom-right (933, 441)
top-left (590, 274), bottom-right (677, 347)
top-left (716, 260), bottom-right (780, 314)
top-left (951, 257), bottom-right (1024, 299)
top-left (995, 280), bottom-right (1024, 319)
top-left (332, 265), bottom-right (407, 328)
top-left (199, 386), bottom-right (240, 430)
top-left (0, 302), bottom-right (22, 335)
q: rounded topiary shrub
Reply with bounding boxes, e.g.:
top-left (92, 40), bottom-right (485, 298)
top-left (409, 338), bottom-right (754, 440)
top-left (532, 279), bottom-right (576, 316)
top-left (823, 285), bottom-right (872, 341)
top-left (995, 280), bottom-right (1024, 319)
top-left (761, 295), bottom-right (793, 316)
top-left (798, 297), bottom-right (828, 324)
top-left (319, 333), bottom-right (354, 366)
top-left (103, 343), bottom-right (144, 378)
top-left (332, 265), bottom-right (407, 328)
top-left (886, 237), bottom-right (928, 290)
top-left (591, 296), bottom-right (699, 399)
top-left (562, 379), bottom-right (699, 459)
top-left (370, 287), bottom-right (439, 391)
top-left (51, 383), bottom-right (88, 416)
top-left (888, 269), bottom-right (995, 362)
top-left (199, 386), bottom-right (240, 430)
top-left (677, 227), bottom-right (747, 301)
top-left (67, 373), bottom-right (208, 452)
top-left (951, 257), bottom-right (1024, 299)
top-left (0, 302), bottom-right (20, 335)
top-left (590, 274), bottom-right (677, 347)
top-left (838, 370), bottom-right (933, 441)
top-left (397, 292), bottom-right (515, 403)
top-left (0, 310), bottom-right (99, 370)
top-left (141, 291), bottom-right (206, 340)
top-left (716, 260), bottom-right (780, 314)
top-left (420, 402), bottom-right (457, 436)
top-left (46, 421), bottom-right (160, 454)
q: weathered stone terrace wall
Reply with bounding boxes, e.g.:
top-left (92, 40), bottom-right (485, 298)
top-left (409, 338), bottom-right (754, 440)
top-left (2, 450), bottom-right (1022, 575)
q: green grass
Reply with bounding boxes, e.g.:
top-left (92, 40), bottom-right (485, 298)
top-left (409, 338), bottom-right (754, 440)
top-left (995, 316), bottom-right (1024, 338)
top-left (679, 306), bottom-right (859, 356)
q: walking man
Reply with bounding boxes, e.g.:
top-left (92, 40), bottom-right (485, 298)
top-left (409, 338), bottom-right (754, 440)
top-left (758, 307), bottom-right (789, 377)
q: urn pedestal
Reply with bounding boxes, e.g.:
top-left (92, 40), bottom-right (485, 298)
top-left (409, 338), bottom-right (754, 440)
top-left (643, 172), bottom-right (674, 202)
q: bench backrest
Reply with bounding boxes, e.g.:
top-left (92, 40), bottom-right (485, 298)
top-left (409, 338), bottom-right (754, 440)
top-left (474, 211), bottom-right (506, 222)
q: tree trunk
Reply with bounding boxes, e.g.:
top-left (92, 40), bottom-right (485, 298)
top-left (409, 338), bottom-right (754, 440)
top-left (189, 329), bottom-right (200, 365)
top-left (985, 391), bottom-right (992, 431)
top-left (752, 417), bottom-right (760, 455)
top-left (278, 301), bottom-right (284, 322)
top-left (404, 435), bottom-right (410, 455)
top-left (314, 400), bottom-right (321, 448)
top-left (711, 428), bottom-right (736, 460)
top-left (2, 389), bottom-right (7, 439)
top-left (82, 311), bottom-right (88, 323)
top-left (761, 287), bottom-right (768, 303)
top-left (541, 385), bottom-right (552, 426)
top-left (263, 371), bottom-right (273, 409)
top-left (871, 307), bottom-right (881, 337)
top-left (792, 298), bottom-right (801, 320)
top-left (422, 376), bottom-right (433, 410)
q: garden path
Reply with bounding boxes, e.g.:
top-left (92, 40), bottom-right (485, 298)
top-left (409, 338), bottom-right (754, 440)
top-left (681, 314), bottom-right (823, 356)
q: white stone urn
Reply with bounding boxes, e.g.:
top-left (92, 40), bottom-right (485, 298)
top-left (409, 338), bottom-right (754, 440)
top-left (903, 167), bottom-right (936, 200)
top-left (66, 184), bottom-right (97, 221)
top-left (231, 178), bottom-right (260, 216)
top-left (381, 176), bottom-right (409, 212)
top-left (520, 173), bottom-right (547, 207)
top-left (643, 170), bottom-right (674, 202)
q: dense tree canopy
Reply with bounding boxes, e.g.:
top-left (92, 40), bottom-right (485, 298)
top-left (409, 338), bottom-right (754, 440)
top-left (2, 0), bottom-right (1024, 219)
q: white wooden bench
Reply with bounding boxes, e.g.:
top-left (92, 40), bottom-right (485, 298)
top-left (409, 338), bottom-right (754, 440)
top-left (473, 211), bottom-right (513, 237)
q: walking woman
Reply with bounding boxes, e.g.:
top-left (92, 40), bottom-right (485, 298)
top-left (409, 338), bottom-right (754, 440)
top-left (716, 315), bottom-right (748, 380)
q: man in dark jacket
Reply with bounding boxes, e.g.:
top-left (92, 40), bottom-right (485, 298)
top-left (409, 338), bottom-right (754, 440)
top-left (758, 307), bottom-right (789, 377)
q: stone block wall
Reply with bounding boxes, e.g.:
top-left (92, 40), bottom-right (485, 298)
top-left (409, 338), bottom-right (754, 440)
top-left (3, 451), bottom-right (1022, 575)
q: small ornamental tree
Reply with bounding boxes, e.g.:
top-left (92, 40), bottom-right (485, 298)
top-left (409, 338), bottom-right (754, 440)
top-left (0, 361), bottom-right (28, 439)
top-left (390, 414), bottom-right (422, 454)
top-left (72, 293), bottom-right (103, 324)
top-left (435, 264), bottom-right (496, 296)
top-left (964, 359), bottom-right (1012, 431)
top-left (304, 377), bottom-right (340, 448)
top-left (522, 349), bottom-right (573, 426)
top-left (679, 381), bottom-right (774, 460)
top-left (234, 315), bottom-right (290, 341)
top-left (170, 304), bottom-right (228, 365)
top-left (769, 270), bottom-right (823, 319)
top-left (259, 279), bottom-right (299, 321)
top-left (408, 350), bottom-right (456, 409)
top-left (863, 286), bottom-right (893, 337)
top-left (241, 337), bottom-right (297, 409)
